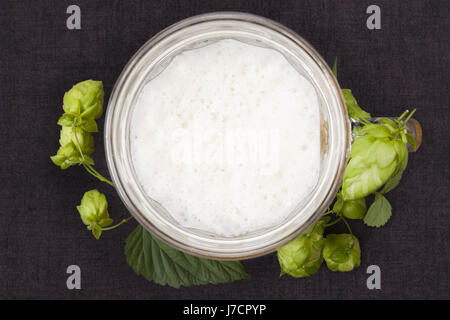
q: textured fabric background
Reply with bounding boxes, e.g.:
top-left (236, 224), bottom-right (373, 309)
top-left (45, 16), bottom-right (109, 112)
top-left (0, 0), bottom-right (449, 299)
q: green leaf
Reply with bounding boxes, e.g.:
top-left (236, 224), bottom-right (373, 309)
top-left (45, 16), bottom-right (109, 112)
top-left (363, 193), bottom-right (392, 227)
top-left (342, 89), bottom-right (371, 122)
top-left (332, 57), bottom-right (338, 78)
top-left (125, 225), bottom-right (250, 288)
top-left (380, 171), bottom-right (403, 194)
top-left (405, 133), bottom-right (416, 151)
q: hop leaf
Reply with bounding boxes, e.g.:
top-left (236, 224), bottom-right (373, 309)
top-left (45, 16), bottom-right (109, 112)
top-left (77, 190), bottom-right (113, 240)
top-left (380, 171), bottom-right (403, 194)
top-left (63, 80), bottom-right (104, 120)
top-left (125, 225), bottom-right (250, 288)
top-left (323, 234), bottom-right (361, 272)
top-left (342, 89), bottom-right (371, 122)
top-left (363, 193), bottom-right (392, 227)
top-left (277, 218), bottom-right (328, 278)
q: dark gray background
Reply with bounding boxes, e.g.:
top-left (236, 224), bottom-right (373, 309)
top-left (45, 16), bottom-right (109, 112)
top-left (0, 0), bottom-right (449, 299)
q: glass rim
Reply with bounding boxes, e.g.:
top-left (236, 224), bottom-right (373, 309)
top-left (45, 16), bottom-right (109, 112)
top-left (104, 12), bottom-right (351, 260)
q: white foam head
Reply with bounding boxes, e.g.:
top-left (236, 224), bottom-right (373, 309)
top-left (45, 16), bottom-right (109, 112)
top-left (130, 39), bottom-right (320, 237)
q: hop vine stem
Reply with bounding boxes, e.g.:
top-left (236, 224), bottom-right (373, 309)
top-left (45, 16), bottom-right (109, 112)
top-left (101, 216), bottom-right (134, 231)
top-left (82, 163), bottom-right (115, 187)
top-left (72, 119), bottom-right (115, 187)
top-left (403, 109), bottom-right (416, 127)
top-left (341, 216), bottom-right (353, 235)
top-left (72, 119), bottom-right (130, 231)
top-left (324, 216), bottom-right (343, 228)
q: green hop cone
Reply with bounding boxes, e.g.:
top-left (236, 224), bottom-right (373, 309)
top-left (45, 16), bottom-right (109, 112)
top-left (59, 126), bottom-right (95, 156)
top-left (323, 234), bottom-right (361, 272)
top-left (277, 218), bottom-right (328, 278)
top-left (77, 189), bottom-right (113, 240)
top-left (342, 124), bottom-right (407, 200)
top-left (342, 198), bottom-right (367, 219)
top-left (62, 80), bottom-right (104, 120)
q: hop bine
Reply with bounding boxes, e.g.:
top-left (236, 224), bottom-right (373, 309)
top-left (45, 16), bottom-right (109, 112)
top-left (277, 65), bottom-right (418, 277)
top-left (51, 80), bottom-right (132, 240)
